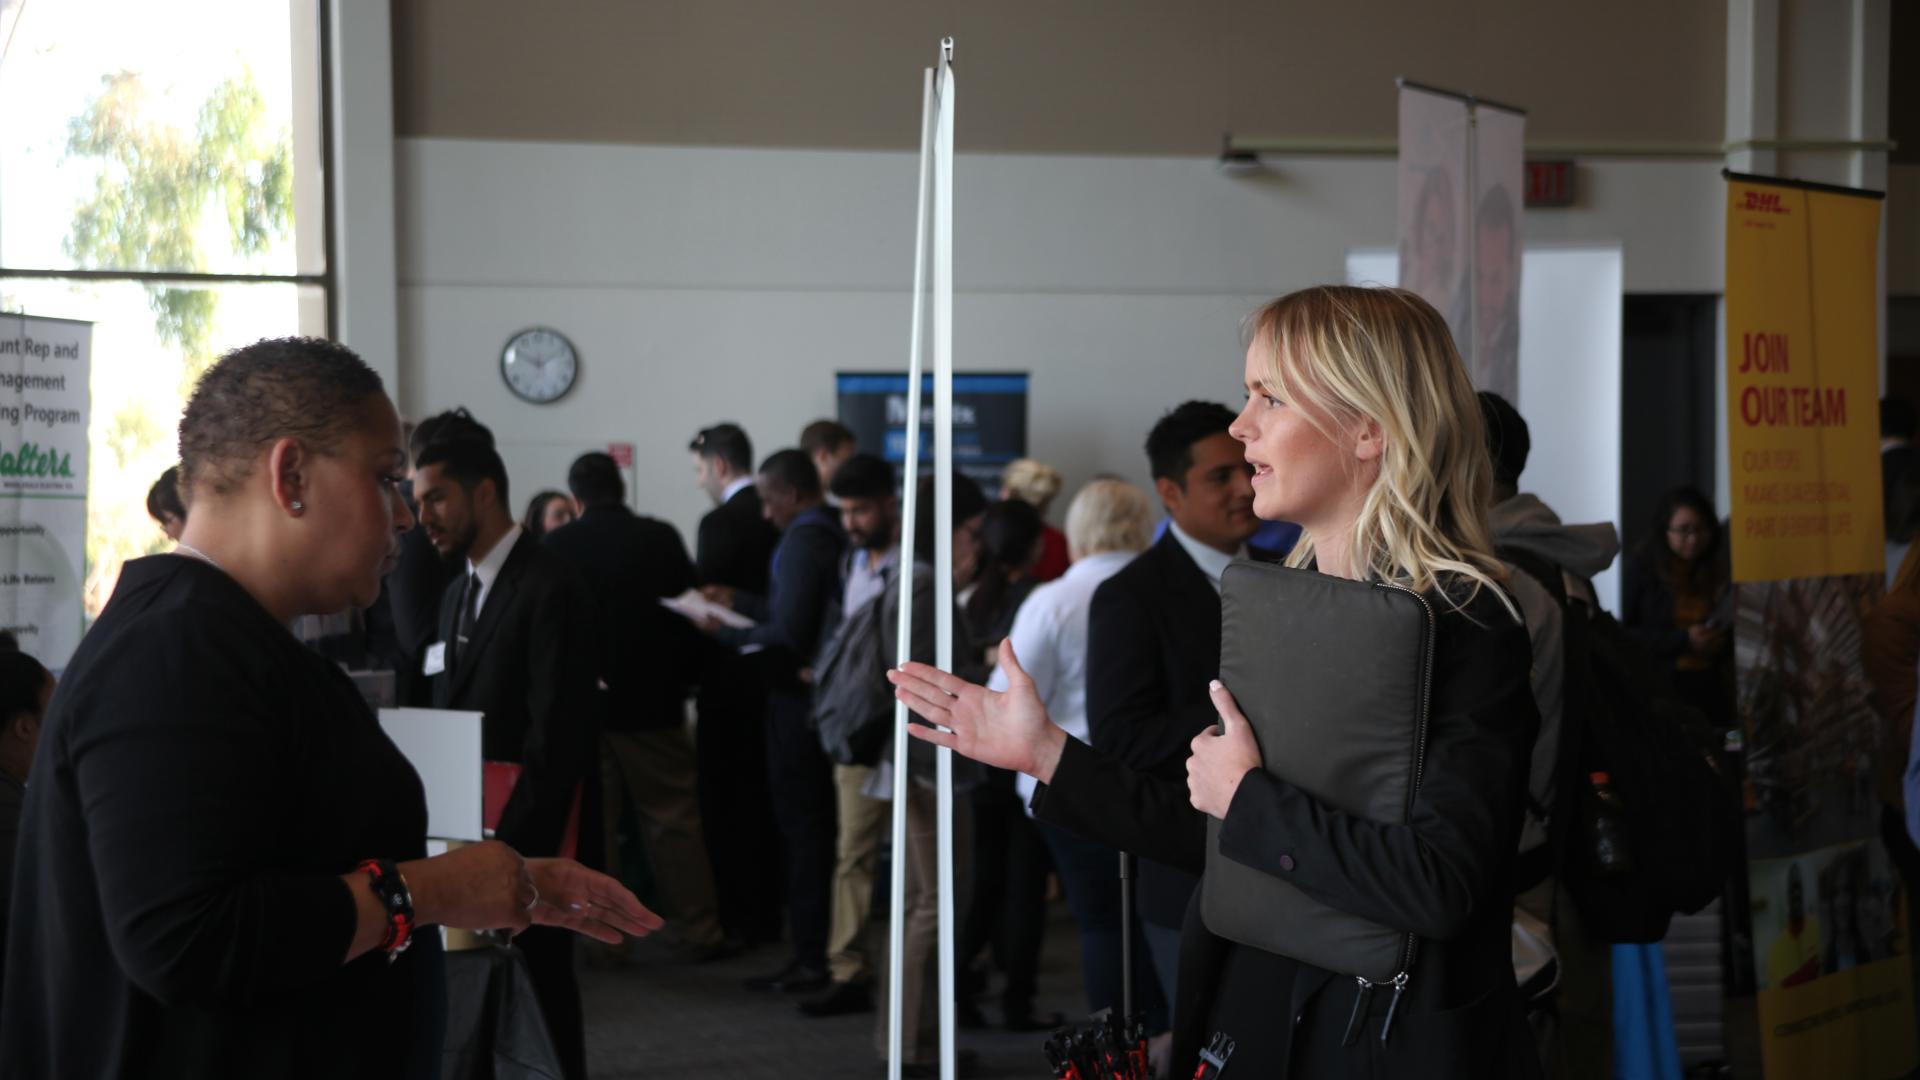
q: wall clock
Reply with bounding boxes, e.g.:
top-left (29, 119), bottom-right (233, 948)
top-left (500, 327), bottom-right (578, 404)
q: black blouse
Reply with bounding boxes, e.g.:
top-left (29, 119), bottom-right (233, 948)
top-left (0, 556), bottom-right (444, 1079)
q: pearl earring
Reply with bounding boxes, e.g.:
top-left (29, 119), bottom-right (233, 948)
top-left (291, 501), bottom-right (304, 512)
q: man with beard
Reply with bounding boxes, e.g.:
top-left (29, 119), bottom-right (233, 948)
top-left (798, 453), bottom-right (902, 1018)
top-left (416, 434), bottom-right (599, 1080)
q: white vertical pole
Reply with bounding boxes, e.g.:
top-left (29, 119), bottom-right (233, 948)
top-left (887, 64), bottom-right (936, 1080)
top-left (931, 36), bottom-right (958, 1080)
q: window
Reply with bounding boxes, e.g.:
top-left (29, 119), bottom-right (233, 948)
top-left (0, 0), bottom-right (333, 616)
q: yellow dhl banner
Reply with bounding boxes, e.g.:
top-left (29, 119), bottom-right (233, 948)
top-left (1724, 174), bottom-right (1884, 583)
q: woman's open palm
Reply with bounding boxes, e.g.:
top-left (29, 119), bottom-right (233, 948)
top-left (888, 638), bottom-right (1068, 783)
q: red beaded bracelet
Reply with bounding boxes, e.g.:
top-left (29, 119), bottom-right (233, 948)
top-left (356, 859), bottom-right (416, 960)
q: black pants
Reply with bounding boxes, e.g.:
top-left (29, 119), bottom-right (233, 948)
top-left (963, 779), bottom-right (1053, 1014)
top-left (764, 686), bottom-right (838, 970)
top-left (517, 926), bottom-right (584, 1080)
top-left (1039, 820), bottom-right (1170, 1030)
top-left (696, 661), bottom-right (785, 944)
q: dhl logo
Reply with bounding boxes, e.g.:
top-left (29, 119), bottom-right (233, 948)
top-left (1742, 191), bottom-right (1791, 215)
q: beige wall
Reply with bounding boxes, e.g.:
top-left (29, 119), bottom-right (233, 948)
top-left (392, 0), bottom-right (1727, 153)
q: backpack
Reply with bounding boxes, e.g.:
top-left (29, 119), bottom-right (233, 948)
top-left (1503, 551), bottom-right (1739, 943)
top-left (810, 566), bottom-right (900, 767)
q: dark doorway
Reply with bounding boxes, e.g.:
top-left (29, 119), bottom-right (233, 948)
top-left (1621, 294), bottom-right (1720, 557)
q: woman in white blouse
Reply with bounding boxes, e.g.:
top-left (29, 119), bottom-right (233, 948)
top-left (986, 477), bottom-right (1160, 1023)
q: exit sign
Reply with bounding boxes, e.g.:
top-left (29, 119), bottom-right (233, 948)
top-left (1525, 160), bottom-right (1576, 207)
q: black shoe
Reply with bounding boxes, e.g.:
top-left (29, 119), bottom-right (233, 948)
top-left (1003, 1007), bottom-right (1065, 1033)
top-left (744, 960), bottom-right (830, 994)
top-left (798, 979), bottom-right (873, 1017)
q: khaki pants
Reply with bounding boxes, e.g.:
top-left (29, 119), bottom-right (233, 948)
top-left (602, 724), bottom-right (724, 947)
top-left (874, 783), bottom-right (972, 1065)
top-left (828, 764), bottom-right (890, 984)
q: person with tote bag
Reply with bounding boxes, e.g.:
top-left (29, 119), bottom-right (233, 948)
top-left (890, 285), bottom-right (1543, 1078)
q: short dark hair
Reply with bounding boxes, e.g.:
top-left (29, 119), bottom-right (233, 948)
top-left (1145, 401), bottom-right (1237, 487)
top-left (415, 435), bottom-right (511, 508)
top-left (0, 650), bottom-right (48, 726)
top-left (410, 408), bottom-right (494, 466)
top-left (912, 471), bottom-right (989, 565)
top-left (1882, 397), bottom-right (1916, 441)
top-left (690, 423), bottom-right (754, 475)
top-left (1477, 391), bottom-right (1531, 490)
top-left (178, 337), bottom-right (387, 501)
top-left (757, 448), bottom-right (821, 501)
top-left (800, 419), bottom-right (856, 456)
top-left (567, 452), bottom-right (624, 505)
top-left (829, 453), bottom-right (895, 501)
top-left (146, 465), bottom-right (186, 524)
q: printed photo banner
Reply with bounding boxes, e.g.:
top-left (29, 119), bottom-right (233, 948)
top-left (0, 313), bottom-right (91, 669)
top-left (1724, 173), bottom-right (1884, 583)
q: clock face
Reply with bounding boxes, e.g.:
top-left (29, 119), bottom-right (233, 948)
top-left (500, 328), bottom-right (578, 404)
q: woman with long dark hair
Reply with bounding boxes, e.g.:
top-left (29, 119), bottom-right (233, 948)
top-left (890, 286), bottom-right (1541, 1076)
top-left (1623, 485), bottom-right (1732, 727)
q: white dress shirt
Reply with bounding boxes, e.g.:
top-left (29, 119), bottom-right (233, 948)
top-left (1166, 519), bottom-right (1246, 594)
top-left (466, 524), bottom-right (523, 619)
top-left (721, 476), bottom-right (754, 504)
top-left (986, 550), bottom-right (1140, 812)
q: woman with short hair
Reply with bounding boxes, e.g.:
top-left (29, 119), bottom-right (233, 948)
top-left (892, 287), bottom-right (1541, 1076)
top-left (1, 337), bottom-right (659, 1079)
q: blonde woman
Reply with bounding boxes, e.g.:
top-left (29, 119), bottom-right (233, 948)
top-left (1000, 458), bottom-right (1069, 581)
top-left (891, 287), bottom-right (1540, 1077)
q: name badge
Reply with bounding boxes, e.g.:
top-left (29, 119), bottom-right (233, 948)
top-left (423, 642), bottom-right (447, 676)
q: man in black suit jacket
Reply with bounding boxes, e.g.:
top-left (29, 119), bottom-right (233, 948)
top-left (688, 422), bottom-right (786, 945)
top-left (416, 436), bottom-right (598, 1080)
top-left (544, 452), bottom-right (730, 958)
top-left (700, 448), bottom-right (848, 995)
top-left (1086, 401), bottom-right (1281, 1013)
top-left (692, 422), bottom-right (779, 597)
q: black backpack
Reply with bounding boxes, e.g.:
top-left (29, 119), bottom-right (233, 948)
top-left (1503, 550), bottom-right (1739, 943)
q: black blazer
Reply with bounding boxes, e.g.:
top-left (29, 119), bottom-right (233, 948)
top-left (1035, 580), bottom-right (1541, 1078)
top-left (723, 504), bottom-right (847, 678)
top-left (543, 504), bottom-right (700, 732)
top-left (433, 531), bottom-right (599, 858)
top-left (1085, 531), bottom-right (1275, 926)
top-left (696, 485), bottom-right (779, 596)
top-left (383, 484), bottom-right (461, 706)
top-left (1, 556), bottom-right (443, 1078)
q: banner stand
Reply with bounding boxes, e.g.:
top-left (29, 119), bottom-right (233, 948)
top-left (888, 37), bottom-right (957, 1080)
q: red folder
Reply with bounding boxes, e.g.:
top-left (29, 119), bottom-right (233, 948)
top-left (482, 762), bottom-right (583, 860)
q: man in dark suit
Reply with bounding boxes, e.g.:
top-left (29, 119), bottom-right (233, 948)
top-left (416, 436), bottom-right (599, 1080)
top-left (691, 423), bottom-right (779, 597)
top-left (379, 409), bottom-right (489, 706)
top-left (1085, 400), bottom-right (1283, 1017)
top-left (700, 448), bottom-right (847, 995)
top-left (544, 452), bottom-right (730, 960)
top-left (688, 422), bottom-right (786, 946)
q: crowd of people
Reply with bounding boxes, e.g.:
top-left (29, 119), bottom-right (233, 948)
top-left (0, 284), bottom-right (1917, 1078)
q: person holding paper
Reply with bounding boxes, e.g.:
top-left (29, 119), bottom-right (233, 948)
top-left (0, 338), bottom-right (659, 1080)
top-left (704, 448), bottom-right (847, 996)
top-left (415, 433), bottom-right (602, 1080)
top-left (889, 287), bottom-right (1541, 1077)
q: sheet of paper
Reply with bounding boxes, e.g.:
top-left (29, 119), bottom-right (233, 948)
top-left (660, 589), bottom-right (756, 630)
top-left (379, 708), bottom-right (485, 842)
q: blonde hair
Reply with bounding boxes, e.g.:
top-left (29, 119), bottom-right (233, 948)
top-left (1064, 478), bottom-right (1155, 561)
top-left (1001, 459), bottom-right (1064, 511)
top-left (1248, 285), bottom-right (1513, 617)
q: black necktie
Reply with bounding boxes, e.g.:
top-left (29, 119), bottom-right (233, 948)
top-left (451, 571), bottom-right (480, 672)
